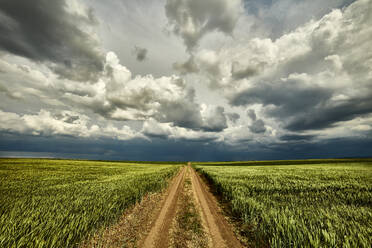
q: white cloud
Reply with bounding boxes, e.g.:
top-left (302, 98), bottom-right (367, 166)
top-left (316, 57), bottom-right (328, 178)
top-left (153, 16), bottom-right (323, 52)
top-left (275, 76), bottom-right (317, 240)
top-left (0, 50), bottom-right (231, 141)
top-left (242, 0), bottom-right (353, 39)
top-left (0, 0), bottom-right (371, 147)
top-left (88, 0), bottom-right (187, 77)
top-left (142, 118), bottom-right (218, 141)
top-left (200, 104), bottom-right (228, 132)
top-left (189, 0), bottom-right (372, 135)
top-left (0, 109), bottom-right (142, 140)
top-left (0, 110), bottom-right (93, 137)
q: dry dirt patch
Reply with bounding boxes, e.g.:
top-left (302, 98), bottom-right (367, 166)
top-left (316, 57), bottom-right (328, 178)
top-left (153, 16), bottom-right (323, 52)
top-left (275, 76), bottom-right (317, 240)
top-left (81, 165), bottom-right (243, 248)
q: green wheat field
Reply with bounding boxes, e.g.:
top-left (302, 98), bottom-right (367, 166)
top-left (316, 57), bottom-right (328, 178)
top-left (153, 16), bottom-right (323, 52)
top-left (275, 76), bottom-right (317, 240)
top-left (0, 159), bottom-right (180, 247)
top-left (1, 158), bottom-right (371, 247)
top-left (195, 159), bottom-right (372, 247)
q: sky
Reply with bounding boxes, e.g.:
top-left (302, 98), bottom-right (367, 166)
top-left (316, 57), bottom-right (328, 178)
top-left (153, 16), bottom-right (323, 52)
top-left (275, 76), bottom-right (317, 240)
top-left (0, 0), bottom-right (371, 161)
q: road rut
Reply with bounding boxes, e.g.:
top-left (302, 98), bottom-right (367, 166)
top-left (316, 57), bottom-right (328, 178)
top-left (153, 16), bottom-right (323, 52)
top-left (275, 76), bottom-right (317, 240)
top-left (139, 165), bottom-right (242, 248)
top-left (190, 166), bottom-right (242, 248)
top-left (141, 166), bottom-right (186, 248)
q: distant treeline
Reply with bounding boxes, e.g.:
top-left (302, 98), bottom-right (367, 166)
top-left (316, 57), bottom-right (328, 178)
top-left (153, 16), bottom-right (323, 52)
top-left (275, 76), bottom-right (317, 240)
top-left (0, 157), bottom-right (185, 165)
top-left (194, 158), bottom-right (372, 166)
top-left (2, 157), bottom-right (372, 166)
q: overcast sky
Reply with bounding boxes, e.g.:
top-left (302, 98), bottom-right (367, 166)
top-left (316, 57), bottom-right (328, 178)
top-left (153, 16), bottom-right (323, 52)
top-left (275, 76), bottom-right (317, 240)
top-left (0, 0), bottom-right (371, 161)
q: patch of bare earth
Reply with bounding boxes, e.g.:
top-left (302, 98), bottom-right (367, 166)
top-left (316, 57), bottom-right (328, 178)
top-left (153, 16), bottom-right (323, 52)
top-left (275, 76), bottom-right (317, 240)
top-left (169, 167), bottom-right (208, 248)
top-left (80, 167), bottom-right (185, 248)
top-left (139, 167), bottom-right (186, 248)
top-left (198, 173), bottom-right (252, 247)
top-left (80, 165), bottom-right (245, 248)
top-left (190, 165), bottom-right (244, 248)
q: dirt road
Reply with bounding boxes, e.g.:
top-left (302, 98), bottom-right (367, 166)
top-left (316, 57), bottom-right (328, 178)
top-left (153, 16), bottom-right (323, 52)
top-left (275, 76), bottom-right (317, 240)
top-left (141, 166), bottom-right (186, 247)
top-left (83, 165), bottom-right (242, 248)
top-left (190, 166), bottom-right (242, 248)
top-left (140, 165), bottom-right (242, 248)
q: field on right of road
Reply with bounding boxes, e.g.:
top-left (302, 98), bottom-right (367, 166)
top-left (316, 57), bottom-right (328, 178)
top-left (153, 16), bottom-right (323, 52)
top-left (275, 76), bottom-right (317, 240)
top-left (194, 160), bottom-right (372, 248)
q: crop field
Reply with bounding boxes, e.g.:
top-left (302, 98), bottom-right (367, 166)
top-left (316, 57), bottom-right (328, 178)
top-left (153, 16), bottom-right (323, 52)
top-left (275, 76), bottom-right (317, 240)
top-left (195, 160), bottom-right (372, 247)
top-left (0, 158), bottom-right (180, 248)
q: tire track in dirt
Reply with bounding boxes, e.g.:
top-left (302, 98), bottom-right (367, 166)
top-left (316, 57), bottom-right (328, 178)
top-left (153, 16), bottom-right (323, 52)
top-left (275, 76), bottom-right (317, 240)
top-left (169, 167), bottom-right (208, 248)
top-left (190, 165), bottom-right (243, 248)
top-left (132, 164), bottom-right (242, 248)
top-left (140, 166), bottom-right (186, 248)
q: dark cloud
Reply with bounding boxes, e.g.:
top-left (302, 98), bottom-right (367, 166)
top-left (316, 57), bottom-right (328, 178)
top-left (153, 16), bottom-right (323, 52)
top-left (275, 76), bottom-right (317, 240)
top-left (0, 0), bottom-right (370, 162)
top-left (243, 0), bottom-right (355, 39)
top-left (231, 81), bottom-right (332, 111)
top-left (247, 109), bottom-right (266, 133)
top-left (247, 109), bottom-right (256, 121)
top-left (155, 103), bottom-right (228, 132)
top-left (176, 136), bottom-right (218, 143)
top-left (202, 106), bottom-right (228, 132)
top-left (133, 46), bottom-right (148, 62)
top-left (280, 134), bottom-right (316, 141)
top-left (231, 61), bottom-right (259, 80)
top-left (0, 0), bottom-right (103, 81)
top-left (286, 96), bottom-right (372, 131)
top-left (165, 0), bottom-right (241, 50)
top-left (173, 56), bottom-right (199, 74)
top-left (155, 100), bottom-right (204, 130)
top-left (63, 115), bottom-right (80, 124)
top-left (53, 112), bottom-right (81, 124)
top-left (231, 79), bottom-right (372, 132)
top-left (249, 119), bottom-right (266, 133)
top-left (223, 0), bottom-right (372, 135)
top-left (1, 133), bottom-right (371, 161)
top-left (227, 112), bottom-right (240, 123)
top-left (230, 80), bottom-right (334, 129)
top-left (142, 131), bottom-right (168, 140)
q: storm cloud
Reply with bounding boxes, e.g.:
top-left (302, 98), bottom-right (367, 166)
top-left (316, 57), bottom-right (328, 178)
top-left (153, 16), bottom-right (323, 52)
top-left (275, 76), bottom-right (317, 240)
top-left (165, 0), bottom-right (242, 50)
top-left (173, 56), bottom-right (199, 74)
top-left (198, 0), bottom-right (372, 135)
top-left (133, 46), bottom-right (148, 62)
top-left (227, 113), bottom-right (240, 123)
top-left (0, 0), bottom-right (371, 160)
top-left (0, 0), bottom-right (103, 81)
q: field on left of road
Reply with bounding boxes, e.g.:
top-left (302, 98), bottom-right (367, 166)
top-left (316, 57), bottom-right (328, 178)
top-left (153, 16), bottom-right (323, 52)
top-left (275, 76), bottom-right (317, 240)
top-left (0, 158), bottom-right (181, 248)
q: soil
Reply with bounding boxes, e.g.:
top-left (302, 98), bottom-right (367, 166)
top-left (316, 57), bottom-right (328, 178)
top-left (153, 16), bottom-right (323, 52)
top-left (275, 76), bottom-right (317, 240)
top-left (81, 165), bottom-right (244, 248)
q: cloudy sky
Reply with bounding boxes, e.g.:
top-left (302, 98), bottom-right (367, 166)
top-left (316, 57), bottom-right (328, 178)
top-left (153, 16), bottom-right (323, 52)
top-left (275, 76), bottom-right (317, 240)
top-left (0, 0), bottom-right (371, 161)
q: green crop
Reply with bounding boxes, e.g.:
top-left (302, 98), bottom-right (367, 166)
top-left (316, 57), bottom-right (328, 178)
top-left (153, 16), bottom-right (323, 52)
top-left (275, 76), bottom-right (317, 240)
top-left (195, 161), bottom-right (372, 248)
top-left (0, 158), bottom-right (181, 248)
